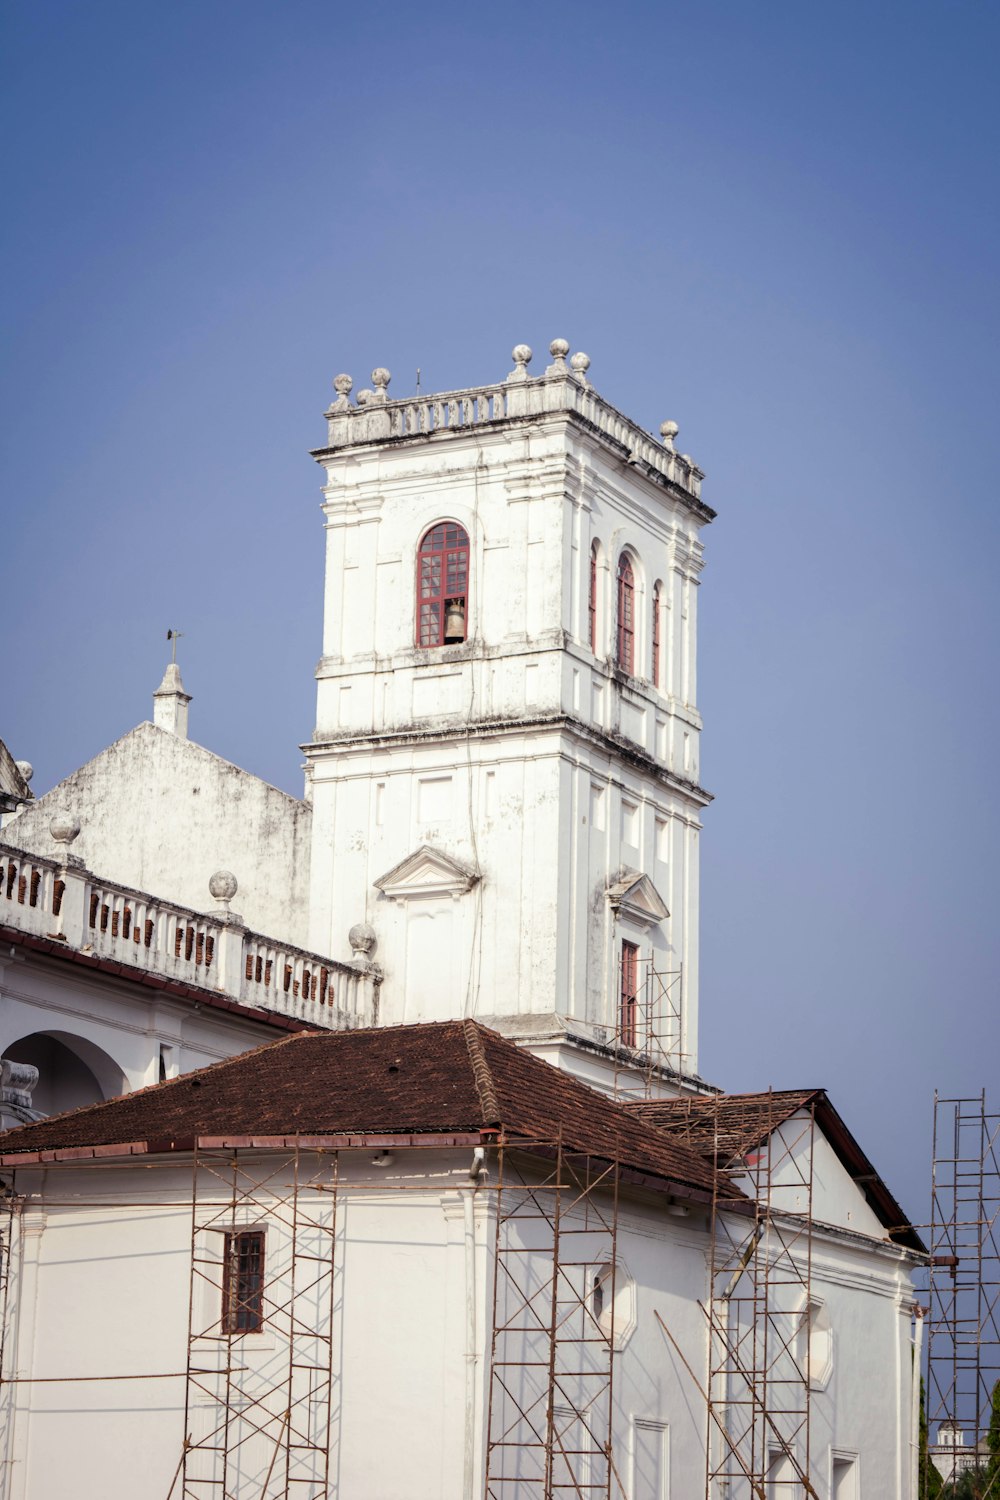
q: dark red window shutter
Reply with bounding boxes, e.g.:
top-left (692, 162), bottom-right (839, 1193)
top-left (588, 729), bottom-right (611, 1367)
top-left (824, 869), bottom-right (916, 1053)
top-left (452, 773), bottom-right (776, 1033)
top-left (616, 556), bottom-right (635, 674)
top-left (589, 543), bottom-right (599, 653)
top-left (620, 941), bottom-right (639, 1048)
top-left (416, 522), bottom-right (470, 647)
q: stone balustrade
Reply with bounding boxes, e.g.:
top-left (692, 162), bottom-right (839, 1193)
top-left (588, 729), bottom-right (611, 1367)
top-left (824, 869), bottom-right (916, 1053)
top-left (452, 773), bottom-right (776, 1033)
top-left (321, 344), bottom-right (706, 505)
top-left (0, 842), bottom-right (375, 1030)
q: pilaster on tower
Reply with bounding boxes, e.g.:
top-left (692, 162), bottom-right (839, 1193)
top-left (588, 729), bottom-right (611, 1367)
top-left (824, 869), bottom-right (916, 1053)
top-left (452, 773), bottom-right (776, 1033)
top-left (304, 342), bottom-right (715, 1083)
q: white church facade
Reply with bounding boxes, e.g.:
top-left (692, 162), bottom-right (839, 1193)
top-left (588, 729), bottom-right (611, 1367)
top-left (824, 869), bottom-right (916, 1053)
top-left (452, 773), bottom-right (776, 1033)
top-left (0, 341), bottom-right (926, 1498)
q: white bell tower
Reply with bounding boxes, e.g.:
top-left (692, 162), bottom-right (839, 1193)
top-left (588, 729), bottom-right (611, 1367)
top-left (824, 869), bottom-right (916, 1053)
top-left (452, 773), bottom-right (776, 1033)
top-left (304, 341), bottom-right (714, 1079)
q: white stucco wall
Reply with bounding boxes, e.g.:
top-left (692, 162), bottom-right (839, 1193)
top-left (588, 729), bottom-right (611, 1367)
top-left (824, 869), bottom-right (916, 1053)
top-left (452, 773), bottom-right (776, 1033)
top-left (0, 1146), bottom-right (919, 1500)
top-left (0, 942), bottom-right (294, 1115)
top-left (306, 406), bottom-right (708, 1070)
top-left (3, 723), bottom-right (312, 947)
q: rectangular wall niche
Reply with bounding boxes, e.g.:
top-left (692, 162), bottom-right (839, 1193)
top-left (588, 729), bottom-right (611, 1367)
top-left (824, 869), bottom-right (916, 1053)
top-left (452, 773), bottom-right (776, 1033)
top-left (417, 776), bottom-right (453, 826)
top-left (412, 671), bottom-right (461, 717)
top-left (632, 1419), bottom-right (667, 1499)
top-left (621, 800), bottom-right (639, 851)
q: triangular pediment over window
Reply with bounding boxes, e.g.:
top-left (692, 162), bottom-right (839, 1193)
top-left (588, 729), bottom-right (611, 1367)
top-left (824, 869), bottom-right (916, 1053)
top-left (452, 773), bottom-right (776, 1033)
top-left (374, 844), bottom-right (481, 902)
top-left (606, 869), bottom-right (669, 928)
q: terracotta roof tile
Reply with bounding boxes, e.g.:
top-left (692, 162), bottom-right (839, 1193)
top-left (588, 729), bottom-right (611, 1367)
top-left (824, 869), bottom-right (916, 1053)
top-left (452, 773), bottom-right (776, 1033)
top-left (0, 1021), bottom-right (739, 1200)
top-left (629, 1089), bottom-right (925, 1253)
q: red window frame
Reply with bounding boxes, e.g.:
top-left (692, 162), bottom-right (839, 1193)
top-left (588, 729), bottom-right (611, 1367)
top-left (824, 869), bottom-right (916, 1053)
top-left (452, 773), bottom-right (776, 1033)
top-left (652, 582), bottom-right (661, 687)
top-left (589, 542), bottom-right (599, 652)
top-left (222, 1229), bottom-right (265, 1334)
top-left (416, 521), bottom-right (470, 648)
top-left (620, 940), bottom-right (639, 1048)
top-left (616, 555), bottom-right (635, 674)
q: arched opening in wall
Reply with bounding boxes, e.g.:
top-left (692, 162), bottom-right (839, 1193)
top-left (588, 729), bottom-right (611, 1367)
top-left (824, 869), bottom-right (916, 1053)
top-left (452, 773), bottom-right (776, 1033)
top-left (616, 554), bottom-right (635, 674)
top-left (416, 521), bottom-right (470, 647)
top-left (3, 1031), bottom-right (127, 1118)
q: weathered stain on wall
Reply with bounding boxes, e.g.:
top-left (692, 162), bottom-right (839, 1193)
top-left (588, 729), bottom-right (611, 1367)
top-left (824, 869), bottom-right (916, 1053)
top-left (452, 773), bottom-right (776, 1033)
top-left (3, 721), bottom-right (312, 945)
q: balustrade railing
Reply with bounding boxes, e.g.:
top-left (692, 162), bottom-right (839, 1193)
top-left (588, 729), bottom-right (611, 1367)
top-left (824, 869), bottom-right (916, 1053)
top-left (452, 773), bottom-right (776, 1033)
top-left (324, 373), bottom-right (705, 501)
top-left (0, 843), bottom-right (374, 1030)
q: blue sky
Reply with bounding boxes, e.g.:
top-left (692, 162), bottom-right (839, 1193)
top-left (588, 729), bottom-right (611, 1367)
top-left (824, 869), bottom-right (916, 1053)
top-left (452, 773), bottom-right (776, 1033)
top-left (3, 0), bottom-right (998, 1225)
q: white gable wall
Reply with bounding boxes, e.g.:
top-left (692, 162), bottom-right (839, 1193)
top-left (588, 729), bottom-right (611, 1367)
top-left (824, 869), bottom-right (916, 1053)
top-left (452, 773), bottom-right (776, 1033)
top-left (3, 723), bottom-right (312, 947)
top-left (730, 1112), bottom-right (890, 1241)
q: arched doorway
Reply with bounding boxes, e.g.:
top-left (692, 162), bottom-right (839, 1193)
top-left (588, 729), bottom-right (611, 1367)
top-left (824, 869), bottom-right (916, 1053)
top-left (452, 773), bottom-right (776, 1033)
top-left (3, 1031), bottom-right (128, 1117)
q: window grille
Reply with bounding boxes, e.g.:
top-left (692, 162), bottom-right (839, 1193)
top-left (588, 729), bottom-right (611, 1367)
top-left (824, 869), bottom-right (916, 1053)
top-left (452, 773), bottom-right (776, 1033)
top-left (616, 555), bottom-right (635, 674)
top-left (416, 522), bottom-right (469, 647)
top-left (222, 1229), bottom-right (265, 1334)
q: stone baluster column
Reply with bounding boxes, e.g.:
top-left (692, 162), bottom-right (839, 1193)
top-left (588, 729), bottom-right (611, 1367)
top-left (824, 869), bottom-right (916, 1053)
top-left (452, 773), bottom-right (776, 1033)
top-left (206, 870), bottom-right (246, 1000)
top-left (48, 814), bottom-right (86, 947)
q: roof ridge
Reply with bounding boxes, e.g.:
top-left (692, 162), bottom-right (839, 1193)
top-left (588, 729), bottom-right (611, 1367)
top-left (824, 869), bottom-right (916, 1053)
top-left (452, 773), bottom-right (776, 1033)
top-left (461, 1020), bottom-right (501, 1125)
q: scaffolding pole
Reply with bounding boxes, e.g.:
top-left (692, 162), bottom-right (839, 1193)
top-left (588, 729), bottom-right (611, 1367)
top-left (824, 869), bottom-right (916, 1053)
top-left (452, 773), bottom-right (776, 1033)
top-left (180, 1141), bottom-right (339, 1500)
top-left (484, 1135), bottom-right (625, 1499)
top-left (925, 1090), bottom-right (1000, 1496)
top-left (705, 1093), bottom-right (818, 1500)
top-left (612, 954), bottom-right (685, 1101)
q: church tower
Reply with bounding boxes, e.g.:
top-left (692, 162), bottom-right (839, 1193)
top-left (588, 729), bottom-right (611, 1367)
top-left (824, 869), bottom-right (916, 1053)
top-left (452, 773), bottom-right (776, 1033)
top-left (304, 341), bottom-right (714, 1080)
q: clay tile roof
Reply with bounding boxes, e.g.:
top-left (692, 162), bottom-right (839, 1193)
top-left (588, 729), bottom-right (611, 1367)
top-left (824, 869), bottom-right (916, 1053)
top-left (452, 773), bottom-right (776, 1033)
top-left (629, 1089), bottom-right (926, 1253)
top-left (629, 1090), bottom-right (819, 1166)
top-left (0, 1021), bottom-right (742, 1202)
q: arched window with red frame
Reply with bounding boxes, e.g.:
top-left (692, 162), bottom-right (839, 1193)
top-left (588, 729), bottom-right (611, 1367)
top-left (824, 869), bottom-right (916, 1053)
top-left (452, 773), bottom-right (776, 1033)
top-left (416, 521), bottom-right (470, 647)
top-left (652, 581), bottom-right (662, 687)
top-left (616, 554), bottom-right (635, 674)
top-left (589, 541), bottom-right (600, 653)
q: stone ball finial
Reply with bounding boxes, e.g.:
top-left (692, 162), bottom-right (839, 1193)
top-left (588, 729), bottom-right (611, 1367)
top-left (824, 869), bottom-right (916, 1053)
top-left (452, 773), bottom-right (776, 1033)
top-left (356, 388), bottom-right (375, 406)
top-left (371, 368), bottom-right (391, 398)
top-left (49, 813), bottom-right (81, 845)
top-left (333, 373), bottom-right (353, 396)
top-left (570, 351), bottom-right (591, 380)
top-left (14, 760), bottom-right (33, 784)
top-left (545, 338), bottom-right (571, 377)
top-left (209, 869), bottom-right (238, 903)
top-left (507, 344), bottom-right (533, 384)
top-left (660, 420), bottom-right (679, 451)
top-left (349, 921), bottom-right (377, 960)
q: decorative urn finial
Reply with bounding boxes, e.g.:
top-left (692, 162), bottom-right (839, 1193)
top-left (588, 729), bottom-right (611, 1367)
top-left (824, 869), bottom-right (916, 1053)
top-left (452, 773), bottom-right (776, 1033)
top-left (209, 869), bottom-right (238, 909)
top-left (330, 374), bottom-right (354, 413)
top-left (569, 351), bottom-right (591, 385)
top-left (507, 343), bottom-right (533, 383)
top-left (659, 420), bottom-right (679, 452)
top-left (349, 922), bottom-right (377, 961)
top-left (546, 338), bottom-right (570, 375)
top-left (49, 813), bottom-right (81, 846)
top-left (371, 368), bottom-right (391, 403)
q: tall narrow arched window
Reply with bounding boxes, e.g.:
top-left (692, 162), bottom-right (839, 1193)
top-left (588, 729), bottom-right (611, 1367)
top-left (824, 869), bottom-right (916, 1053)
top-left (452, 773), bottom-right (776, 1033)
top-left (589, 541), bottom-right (600, 653)
top-left (616, 555), bottom-right (635, 674)
top-left (416, 521), bottom-right (470, 647)
top-left (652, 581), bottom-right (662, 687)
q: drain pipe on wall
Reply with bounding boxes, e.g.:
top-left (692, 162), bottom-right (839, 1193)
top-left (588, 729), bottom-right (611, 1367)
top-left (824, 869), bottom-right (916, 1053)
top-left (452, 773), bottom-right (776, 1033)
top-left (464, 1147), bottom-right (486, 1499)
